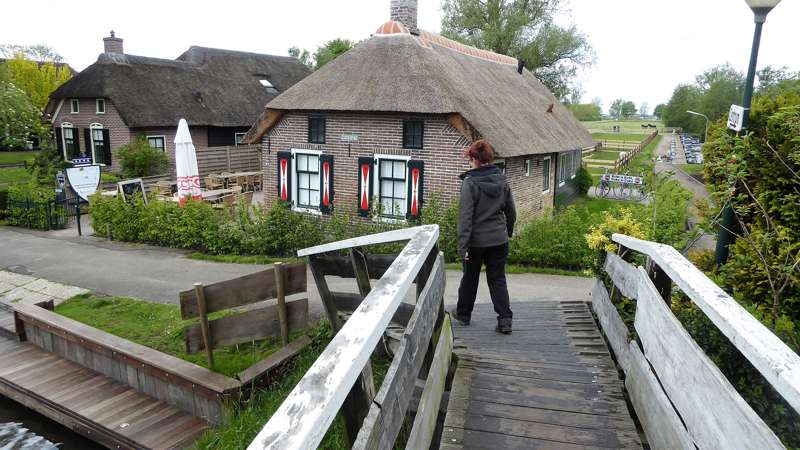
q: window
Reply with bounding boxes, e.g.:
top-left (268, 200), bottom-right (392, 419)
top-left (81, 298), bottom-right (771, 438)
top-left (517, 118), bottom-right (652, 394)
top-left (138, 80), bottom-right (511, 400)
top-left (90, 123), bottom-right (104, 161)
top-left (294, 151), bottom-right (320, 210)
top-left (542, 157), bottom-right (551, 192)
top-left (525, 159), bottom-right (531, 177)
top-left (259, 79), bottom-right (279, 94)
top-left (558, 153), bottom-right (568, 186)
top-left (402, 120), bottom-right (424, 149)
top-left (377, 158), bottom-right (408, 218)
top-left (61, 122), bottom-right (78, 159)
top-left (70, 99), bottom-right (79, 114)
top-left (96, 99), bottom-right (105, 114)
top-left (147, 136), bottom-right (166, 151)
top-left (570, 150), bottom-right (577, 179)
top-left (235, 132), bottom-right (247, 146)
top-left (308, 116), bottom-right (326, 144)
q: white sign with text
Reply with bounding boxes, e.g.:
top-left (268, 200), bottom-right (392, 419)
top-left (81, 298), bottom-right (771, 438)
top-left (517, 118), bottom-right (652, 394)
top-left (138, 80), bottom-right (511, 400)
top-left (728, 105), bottom-right (745, 132)
top-left (65, 166), bottom-right (101, 201)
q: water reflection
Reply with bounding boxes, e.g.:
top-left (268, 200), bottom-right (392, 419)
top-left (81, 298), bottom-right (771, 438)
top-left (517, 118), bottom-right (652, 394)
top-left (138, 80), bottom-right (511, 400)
top-left (0, 396), bottom-right (103, 450)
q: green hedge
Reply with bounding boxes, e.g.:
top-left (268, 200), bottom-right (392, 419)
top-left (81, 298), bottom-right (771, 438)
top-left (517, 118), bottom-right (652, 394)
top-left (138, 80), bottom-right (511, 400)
top-left (5, 182), bottom-right (66, 230)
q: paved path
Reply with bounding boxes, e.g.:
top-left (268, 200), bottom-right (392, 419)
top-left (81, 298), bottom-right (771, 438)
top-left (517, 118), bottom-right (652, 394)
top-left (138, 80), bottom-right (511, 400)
top-left (0, 227), bottom-right (594, 321)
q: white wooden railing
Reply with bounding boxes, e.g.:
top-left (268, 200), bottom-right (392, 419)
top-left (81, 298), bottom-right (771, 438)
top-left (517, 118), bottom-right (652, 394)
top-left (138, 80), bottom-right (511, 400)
top-left (248, 225), bottom-right (449, 450)
top-left (593, 233), bottom-right (800, 450)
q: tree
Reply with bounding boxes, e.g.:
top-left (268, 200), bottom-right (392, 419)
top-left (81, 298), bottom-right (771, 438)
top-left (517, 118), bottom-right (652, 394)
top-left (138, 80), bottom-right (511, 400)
top-left (288, 46), bottom-right (312, 70)
top-left (662, 84), bottom-right (703, 134)
top-left (621, 101), bottom-right (636, 118)
top-left (591, 97), bottom-right (603, 109)
top-left (0, 44), bottom-right (63, 63)
top-left (756, 65), bottom-right (800, 96)
top-left (609, 99), bottom-right (624, 119)
top-left (653, 103), bottom-right (666, 119)
top-left (0, 80), bottom-right (43, 149)
top-left (0, 54), bottom-right (72, 109)
top-left (639, 102), bottom-right (649, 118)
top-left (313, 38), bottom-right (354, 70)
top-left (442, 0), bottom-right (594, 100)
top-left (566, 103), bottom-right (601, 121)
top-left (661, 64), bottom-right (744, 135)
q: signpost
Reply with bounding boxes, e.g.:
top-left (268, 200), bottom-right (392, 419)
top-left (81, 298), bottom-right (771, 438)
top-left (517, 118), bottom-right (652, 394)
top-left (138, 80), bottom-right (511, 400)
top-left (65, 166), bottom-right (101, 202)
top-left (727, 105), bottom-right (745, 132)
top-left (117, 178), bottom-right (148, 204)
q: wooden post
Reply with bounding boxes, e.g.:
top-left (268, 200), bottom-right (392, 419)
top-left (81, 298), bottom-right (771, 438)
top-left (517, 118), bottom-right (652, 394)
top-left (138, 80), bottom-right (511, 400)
top-left (226, 146), bottom-right (232, 172)
top-left (349, 248), bottom-right (371, 298)
top-left (309, 255), bottom-right (341, 333)
top-left (274, 262), bottom-right (289, 346)
top-left (194, 282), bottom-right (215, 369)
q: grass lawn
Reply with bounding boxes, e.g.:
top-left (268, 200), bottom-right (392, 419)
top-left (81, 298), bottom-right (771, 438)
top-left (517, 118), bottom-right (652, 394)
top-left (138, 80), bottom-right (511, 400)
top-left (0, 151), bottom-right (37, 165)
top-left (585, 150), bottom-right (621, 161)
top-left (55, 294), bottom-right (391, 449)
top-left (678, 163), bottom-right (704, 176)
top-left (188, 253), bottom-right (300, 265)
top-left (592, 132), bottom-right (649, 142)
top-left (0, 167), bottom-right (31, 188)
top-left (582, 120), bottom-right (665, 134)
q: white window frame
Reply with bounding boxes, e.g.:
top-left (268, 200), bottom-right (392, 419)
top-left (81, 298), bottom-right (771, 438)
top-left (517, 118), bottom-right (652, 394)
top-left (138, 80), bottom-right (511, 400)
top-left (290, 148), bottom-right (323, 215)
top-left (558, 153), bottom-right (567, 187)
top-left (70, 99), bottom-right (79, 114)
top-left (147, 135), bottom-right (166, 152)
top-left (235, 132), bottom-right (247, 146)
top-left (89, 123), bottom-right (105, 166)
top-left (60, 122), bottom-right (75, 161)
top-left (96, 98), bottom-right (106, 114)
top-left (525, 159), bottom-right (531, 177)
top-left (570, 151), bottom-right (576, 179)
top-left (373, 154), bottom-right (411, 223)
top-left (542, 156), bottom-right (551, 193)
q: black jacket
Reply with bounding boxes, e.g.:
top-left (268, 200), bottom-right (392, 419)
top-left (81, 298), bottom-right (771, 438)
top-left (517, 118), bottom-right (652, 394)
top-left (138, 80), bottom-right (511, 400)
top-left (457, 165), bottom-right (517, 257)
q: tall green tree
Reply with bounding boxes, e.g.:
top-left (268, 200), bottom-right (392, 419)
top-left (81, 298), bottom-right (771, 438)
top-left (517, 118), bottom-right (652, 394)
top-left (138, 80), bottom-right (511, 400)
top-left (313, 38), bottom-right (354, 70)
top-left (609, 99), bottom-right (624, 119)
top-left (0, 80), bottom-right (43, 148)
top-left (0, 54), bottom-right (72, 109)
top-left (0, 44), bottom-right (63, 63)
top-left (288, 46), bottom-right (312, 70)
top-left (695, 63), bottom-right (744, 122)
top-left (566, 103), bottom-right (601, 121)
top-left (441, 0), bottom-right (594, 101)
top-left (621, 101), bottom-right (636, 118)
top-left (653, 103), bottom-right (666, 119)
top-left (662, 84), bottom-right (703, 134)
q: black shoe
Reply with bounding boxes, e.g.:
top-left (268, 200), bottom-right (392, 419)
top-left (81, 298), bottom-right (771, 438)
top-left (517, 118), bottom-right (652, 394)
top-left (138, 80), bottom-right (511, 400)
top-left (495, 318), bottom-right (512, 334)
top-left (449, 308), bottom-right (470, 326)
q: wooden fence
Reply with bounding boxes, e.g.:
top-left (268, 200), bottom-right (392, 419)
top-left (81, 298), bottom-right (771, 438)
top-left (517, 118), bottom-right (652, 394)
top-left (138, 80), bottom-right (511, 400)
top-left (601, 130), bottom-right (658, 171)
top-left (196, 144), bottom-right (262, 176)
top-left (592, 234), bottom-right (800, 449)
top-left (247, 225), bottom-right (452, 450)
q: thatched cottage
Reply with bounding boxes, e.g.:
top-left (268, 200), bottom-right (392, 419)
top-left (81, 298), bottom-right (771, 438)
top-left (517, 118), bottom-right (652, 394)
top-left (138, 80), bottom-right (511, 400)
top-left (45, 33), bottom-right (310, 170)
top-left (245, 0), bottom-right (595, 220)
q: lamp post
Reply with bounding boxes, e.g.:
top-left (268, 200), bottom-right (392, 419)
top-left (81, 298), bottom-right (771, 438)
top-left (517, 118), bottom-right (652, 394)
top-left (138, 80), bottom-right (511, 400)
top-left (686, 110), bottom-right (709, 143)
top-left (715, 0), bottom-right (782, 266)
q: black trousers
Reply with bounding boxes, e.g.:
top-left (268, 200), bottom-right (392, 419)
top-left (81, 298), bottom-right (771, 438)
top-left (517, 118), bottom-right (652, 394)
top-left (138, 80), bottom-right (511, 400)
top-left (456, 242), bottom-right (513, 320)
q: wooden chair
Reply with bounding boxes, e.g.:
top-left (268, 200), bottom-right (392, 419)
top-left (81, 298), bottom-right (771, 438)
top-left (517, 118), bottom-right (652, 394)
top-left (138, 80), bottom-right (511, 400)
top-left (251, 173), bottom-right (263, 191)
top-left (237, 175), bottom-right (249, 191)
top-left (205, 175), bottom-right (224, 190)
top-left (226, 175), bottom-right (240, 190)
top-left (213, 194), bottom-right (237, 210)
top-left (219, 172), bottom-right (233, 188)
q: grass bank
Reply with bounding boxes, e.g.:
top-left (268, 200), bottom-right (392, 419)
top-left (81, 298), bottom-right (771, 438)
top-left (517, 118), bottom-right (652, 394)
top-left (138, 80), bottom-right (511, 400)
top-left (187, 253), bottom-right (300, 266)
top-left (0, 151), bottom-right (37, 164)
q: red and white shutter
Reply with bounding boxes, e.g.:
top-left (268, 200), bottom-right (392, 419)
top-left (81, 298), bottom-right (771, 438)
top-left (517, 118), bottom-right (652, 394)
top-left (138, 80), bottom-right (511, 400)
top-left (319, 154), bottom-right (334, 214)
top-left (357, 156), bottom-right (374, 217)
top-left (406, 160), bottom-right (424, 220)
top-left (276, 151), bottom-right (292, 203)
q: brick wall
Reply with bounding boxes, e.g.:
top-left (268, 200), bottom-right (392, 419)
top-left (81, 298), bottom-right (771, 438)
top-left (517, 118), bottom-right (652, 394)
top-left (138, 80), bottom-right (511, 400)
top-left (52, 98), bottom-right (130, 172)
top-left (261, 112), bottom-right (558, 221)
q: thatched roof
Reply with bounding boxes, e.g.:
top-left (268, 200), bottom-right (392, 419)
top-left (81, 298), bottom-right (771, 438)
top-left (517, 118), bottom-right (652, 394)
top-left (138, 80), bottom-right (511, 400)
top-left (46, 47), bottom-right (310, 127)
top-left (246, 22), bottom-right (594, 156)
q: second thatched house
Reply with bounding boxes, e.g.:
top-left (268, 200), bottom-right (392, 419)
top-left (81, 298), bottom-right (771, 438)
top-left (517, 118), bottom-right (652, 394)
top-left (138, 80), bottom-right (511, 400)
top-left (45, 32), bottom-right (310, 171)
top-left (245, 0), bottom-right (595, 220)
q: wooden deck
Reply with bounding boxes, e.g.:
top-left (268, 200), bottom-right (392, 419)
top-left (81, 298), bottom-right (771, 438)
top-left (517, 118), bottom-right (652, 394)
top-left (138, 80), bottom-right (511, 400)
top-left (0, 332), bottom-right (208, 450)
top-left (440, 300), bottom-right (642, 450)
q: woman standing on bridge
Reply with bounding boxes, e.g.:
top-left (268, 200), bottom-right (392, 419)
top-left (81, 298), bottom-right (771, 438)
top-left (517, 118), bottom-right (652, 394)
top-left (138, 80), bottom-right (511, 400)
top-left (450, 140), bottom-right (516, 334)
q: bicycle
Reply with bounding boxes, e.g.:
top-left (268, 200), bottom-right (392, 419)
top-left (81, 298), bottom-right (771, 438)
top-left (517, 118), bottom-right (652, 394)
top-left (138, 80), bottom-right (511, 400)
top-left (596, 168), bottom-right (612, 198)
top-left (615, 171), bottom-right (633, 200)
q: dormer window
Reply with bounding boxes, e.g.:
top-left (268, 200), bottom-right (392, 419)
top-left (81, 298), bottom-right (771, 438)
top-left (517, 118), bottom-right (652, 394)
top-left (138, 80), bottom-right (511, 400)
top-left (259, 79), bottom-right (279, 94)
top-left (70, 99), bottom-right (79, 114)
top-left (96, 98), bottom-right (106, 114)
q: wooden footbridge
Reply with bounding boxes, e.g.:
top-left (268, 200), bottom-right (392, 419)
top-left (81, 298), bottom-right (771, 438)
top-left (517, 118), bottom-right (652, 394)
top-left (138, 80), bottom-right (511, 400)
top-left (1, 225), bottom-right (799, 449)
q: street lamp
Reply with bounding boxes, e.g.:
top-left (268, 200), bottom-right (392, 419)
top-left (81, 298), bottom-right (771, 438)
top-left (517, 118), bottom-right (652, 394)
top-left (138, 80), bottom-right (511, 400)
top-left (686, 110), bottom-right (709, 143)
top-left (715, 0), bottom-right (783, 266)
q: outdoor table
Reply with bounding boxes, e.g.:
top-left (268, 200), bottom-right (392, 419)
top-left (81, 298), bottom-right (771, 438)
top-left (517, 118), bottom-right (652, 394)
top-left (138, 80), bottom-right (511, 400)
top-left (170, 188), bottom-right (237, 203)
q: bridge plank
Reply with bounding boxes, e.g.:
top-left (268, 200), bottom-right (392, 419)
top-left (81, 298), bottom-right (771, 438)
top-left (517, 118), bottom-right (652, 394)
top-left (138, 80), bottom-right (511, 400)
top-left (634, 266), bottom-right (783, 450)
top-left (613, 233), bottom-right (800, 414)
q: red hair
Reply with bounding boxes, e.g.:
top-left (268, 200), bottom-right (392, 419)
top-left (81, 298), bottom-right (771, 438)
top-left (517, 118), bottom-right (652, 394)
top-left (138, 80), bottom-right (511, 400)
top-left (464, 140), bottom-right (495, 165)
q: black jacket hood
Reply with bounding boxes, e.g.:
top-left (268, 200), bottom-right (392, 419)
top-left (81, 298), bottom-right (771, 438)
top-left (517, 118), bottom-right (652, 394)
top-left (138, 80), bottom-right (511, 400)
top-left (460, 165), bottom-right (505, 198)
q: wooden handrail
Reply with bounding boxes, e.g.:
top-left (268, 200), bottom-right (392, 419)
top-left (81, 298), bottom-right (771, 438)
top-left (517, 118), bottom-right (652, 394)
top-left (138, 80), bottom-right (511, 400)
top-left (612, 233), bottom-right (800, 414)
top-left (249, 225), bottom-right (440, 449)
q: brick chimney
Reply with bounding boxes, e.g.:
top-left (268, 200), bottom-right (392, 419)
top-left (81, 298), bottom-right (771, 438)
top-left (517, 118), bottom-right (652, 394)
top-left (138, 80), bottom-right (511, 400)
top-left (390, 0), bottom-right (418, 32)
top-left (103, 30), bottom-right (124, 54)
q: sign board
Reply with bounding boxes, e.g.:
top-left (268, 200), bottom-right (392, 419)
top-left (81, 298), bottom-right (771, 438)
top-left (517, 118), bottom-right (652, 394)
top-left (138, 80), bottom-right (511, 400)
top-left (601, 173), bottom-right (643, 186)
top-left (727, 105), bottom-right (745, 132)
top-left (71, 157), bottom-right (93, 166)
top-left (118, 179), bottom-right (148, 204)
top-left (55, 172), bottom-right (65, 193)
top-left (65, 166), bottom-right (101, 201)
top-left (340, 133), bottom-right (359, 142)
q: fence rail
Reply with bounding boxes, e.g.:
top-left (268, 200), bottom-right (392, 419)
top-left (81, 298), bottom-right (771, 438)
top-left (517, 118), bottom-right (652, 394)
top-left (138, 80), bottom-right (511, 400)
top-left (592, 233), bottom-right (799, 449)
top-left (196, 144), bottom-right (262, 176)
top-left (603, 131), bottom-right (658, 171)
top-left (248, 225), bottom-right (448, 450)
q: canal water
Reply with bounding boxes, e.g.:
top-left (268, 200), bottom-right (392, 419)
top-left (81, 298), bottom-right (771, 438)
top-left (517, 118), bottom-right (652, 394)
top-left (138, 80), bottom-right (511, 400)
top-left (0, 395), bottom-right (104, 449)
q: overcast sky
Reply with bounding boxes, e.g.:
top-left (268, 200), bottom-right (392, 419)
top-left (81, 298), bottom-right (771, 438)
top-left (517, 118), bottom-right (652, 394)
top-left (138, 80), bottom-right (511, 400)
top-left (2, 0), bottom-right (798, 115)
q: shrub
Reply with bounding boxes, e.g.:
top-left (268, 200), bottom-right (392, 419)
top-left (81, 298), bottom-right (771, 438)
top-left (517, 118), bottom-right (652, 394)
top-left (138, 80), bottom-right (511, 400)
top-left (116, 135), bottom-right (169, 178)
top-left (509, 207), bottom-right (595, 270)
top-left (419, 193), bottom-right (460, 262)
top-left (5, 174), bottom-right (66, 230)
top-left (575, 166), bottom-right (593, 196)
